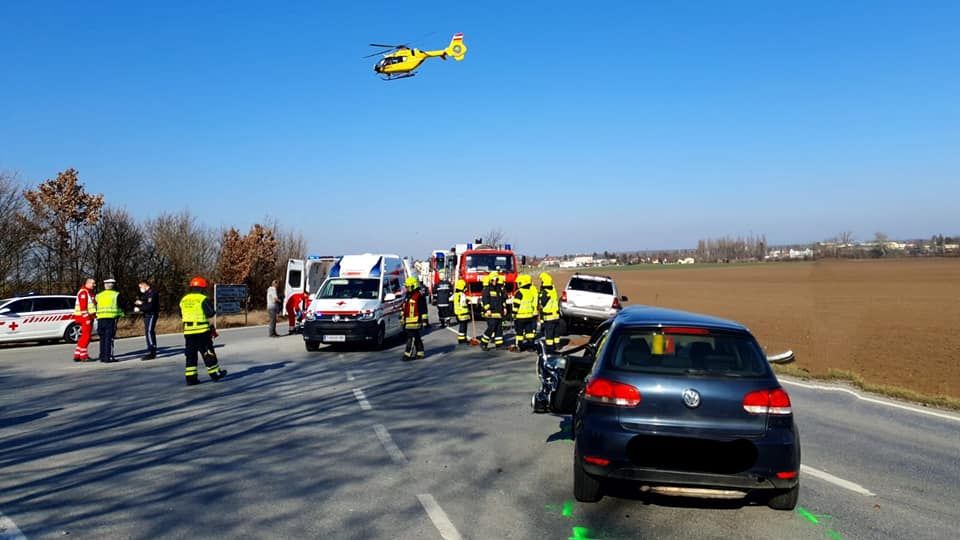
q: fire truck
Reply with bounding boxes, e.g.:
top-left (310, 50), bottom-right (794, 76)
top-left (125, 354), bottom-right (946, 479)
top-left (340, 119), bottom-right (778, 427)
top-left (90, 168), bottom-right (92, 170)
top-left (447, 241), bottom-right (523, 308)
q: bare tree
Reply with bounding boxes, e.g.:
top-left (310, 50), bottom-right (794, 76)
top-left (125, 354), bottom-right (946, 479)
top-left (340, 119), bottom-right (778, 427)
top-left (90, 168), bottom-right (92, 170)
top-left (144, 211), bottom-right (218, 313)
top-left (85, 207), bottom-right (146, 305)
top-left (0, 172), bottom-right (31, 296)
top-left (873, 232), bottom-right (889, 258)
top-left (20, 169), bottom-right (104, 291)
top-left (481, 228), bottom-right (507, 247)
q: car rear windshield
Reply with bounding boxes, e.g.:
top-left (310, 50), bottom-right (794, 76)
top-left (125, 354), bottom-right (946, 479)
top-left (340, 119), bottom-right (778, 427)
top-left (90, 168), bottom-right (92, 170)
top-left (568, 277), bottom-right (613, 295)
top-left (317, 278), bottom-right (379, 300)
top-left (607, 328), bottom-right (768, 377)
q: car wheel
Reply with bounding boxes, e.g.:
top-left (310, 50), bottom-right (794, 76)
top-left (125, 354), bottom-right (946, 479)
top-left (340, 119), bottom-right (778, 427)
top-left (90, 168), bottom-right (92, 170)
top-left (305, 340), bottom-right (320, 352)
top-left (766, 484), bottom-right (799, 510)
top-left (573, 449), bottom-right (603, 502)
top-left (374, 323), bottom-right (386, 350)
top-left (64, 322), bottom-right (81, 343)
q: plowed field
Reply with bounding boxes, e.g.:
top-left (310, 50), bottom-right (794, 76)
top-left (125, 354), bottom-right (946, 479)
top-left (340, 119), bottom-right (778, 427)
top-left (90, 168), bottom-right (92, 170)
top-left (551, 259), bottom-right (960, 399)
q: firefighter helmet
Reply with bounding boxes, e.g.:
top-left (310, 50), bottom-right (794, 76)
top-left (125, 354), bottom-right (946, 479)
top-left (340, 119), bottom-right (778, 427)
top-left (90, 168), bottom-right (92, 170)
top-left (455, 279), bottom-right (466, 291)
top-left (189, 276), bottom-right (208, 289)
top-left (539, 272), bottom-right (553, 287)
top-left (517, 274), bottom-right (531, 287)
top-left (405, 276), bottom-right (419, 290)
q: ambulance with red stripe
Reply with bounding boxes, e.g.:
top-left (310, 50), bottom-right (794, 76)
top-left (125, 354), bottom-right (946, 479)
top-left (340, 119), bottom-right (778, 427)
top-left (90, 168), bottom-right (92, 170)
top-left (301, 254), bottom-right (407, 351)
top-left (0, 294), bottom-right (93, 344)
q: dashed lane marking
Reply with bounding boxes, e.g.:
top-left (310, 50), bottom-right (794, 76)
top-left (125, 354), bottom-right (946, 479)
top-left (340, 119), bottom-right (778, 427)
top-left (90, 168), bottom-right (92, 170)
top-left (352, 388), bottom-right (372, 410)
top-left (373, 424), bottom-right (407, 465)
top-left (0, 510), bottom-right (26, 540)
top-left (417, 494), bottom-right (463, 540)
top-left (801, 465), bottom-right (875, 497)
top-left (346, 370), bottom-right (357, 381)
top-left (781, 379), bottom-right (960, 423)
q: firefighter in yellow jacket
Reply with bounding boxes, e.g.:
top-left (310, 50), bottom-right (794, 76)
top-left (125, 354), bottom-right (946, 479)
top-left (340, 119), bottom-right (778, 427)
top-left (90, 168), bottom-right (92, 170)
top-left (179, 276), bottom-right (228, 385)
top-left (511, 274), bottom-right (539, 352)
top-left (453, 279), bottom-right (471, 345)
top-left (402, 276), bottom-right (428, 360)
top-left (539, 272), bottom-right (561, 353)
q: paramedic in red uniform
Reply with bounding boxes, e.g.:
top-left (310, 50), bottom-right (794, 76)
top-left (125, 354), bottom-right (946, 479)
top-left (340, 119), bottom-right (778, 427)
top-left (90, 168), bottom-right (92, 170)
top-left (73, 277), bottom-right (97, 362)
top-left (286, 291), bottom-right (309, 334)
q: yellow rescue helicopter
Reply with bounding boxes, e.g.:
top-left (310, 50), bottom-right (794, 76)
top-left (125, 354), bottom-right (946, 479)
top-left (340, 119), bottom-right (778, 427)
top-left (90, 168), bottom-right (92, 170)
top-left (366, 33), bottom-right (467, 80)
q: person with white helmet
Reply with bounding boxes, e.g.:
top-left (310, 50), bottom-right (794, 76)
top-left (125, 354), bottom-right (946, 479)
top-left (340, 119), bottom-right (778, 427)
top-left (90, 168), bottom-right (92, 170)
top-left (95, 278), bottom-right (124, 362)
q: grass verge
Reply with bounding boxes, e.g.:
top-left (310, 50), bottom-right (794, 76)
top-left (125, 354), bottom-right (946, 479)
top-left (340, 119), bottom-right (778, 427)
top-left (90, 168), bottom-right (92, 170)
top-left (773, 364), bottom-right (960, 411)
top-left (115, 310), bottom-right (273, 339)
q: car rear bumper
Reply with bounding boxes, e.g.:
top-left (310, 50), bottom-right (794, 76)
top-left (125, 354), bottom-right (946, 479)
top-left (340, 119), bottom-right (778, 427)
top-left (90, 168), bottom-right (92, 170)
top-left (575, 423), bottom-right (800, 492)
top-left (302, 320), bottom-right (380, 342)
top-left (561, 304), bottom-right (618, 322)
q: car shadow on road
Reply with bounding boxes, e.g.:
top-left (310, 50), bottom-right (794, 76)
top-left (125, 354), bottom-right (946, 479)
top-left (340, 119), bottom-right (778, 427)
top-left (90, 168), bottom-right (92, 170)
top-left (0, 408), bottom-right (63, 429)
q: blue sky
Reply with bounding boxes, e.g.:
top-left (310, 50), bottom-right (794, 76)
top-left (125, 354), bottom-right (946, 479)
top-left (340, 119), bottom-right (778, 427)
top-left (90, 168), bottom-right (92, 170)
top-left (2, 1), bottom-right (958, 256)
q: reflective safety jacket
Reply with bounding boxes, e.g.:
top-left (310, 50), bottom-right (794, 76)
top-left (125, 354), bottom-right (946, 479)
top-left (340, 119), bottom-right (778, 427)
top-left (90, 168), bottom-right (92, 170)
top-left (180, 292), bottom-right (211, 335)
top-left (74, 288), bottom-right (96, 318)
top-left (453, 290), bottom-right (470, 320)
top-left (539, 286), bottom-right (560, 321)
top-left (514, 285), bottom-right (538, 319)
top-left (435, 281), bottom-right (452, 307)
top-left (95, 290), bottom-right (123, 319)
top-left (482, 284), bottom-right (505, 319)
top-left (403, 289), bottom-right (428, 330)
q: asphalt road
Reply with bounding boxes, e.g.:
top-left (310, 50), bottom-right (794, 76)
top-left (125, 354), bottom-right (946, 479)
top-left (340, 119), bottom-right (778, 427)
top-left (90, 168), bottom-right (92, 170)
top-left (1, 316), bottom-right (957, 539)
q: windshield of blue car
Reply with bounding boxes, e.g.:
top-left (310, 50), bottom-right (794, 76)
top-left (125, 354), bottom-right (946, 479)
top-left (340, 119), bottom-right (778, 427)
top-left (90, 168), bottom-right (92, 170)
top-left (465, 254), bottom-right (513, 272)
top-left (317, 278), bottom-right (380, 300)
top-left (608, 328), bottom-right (768, 377)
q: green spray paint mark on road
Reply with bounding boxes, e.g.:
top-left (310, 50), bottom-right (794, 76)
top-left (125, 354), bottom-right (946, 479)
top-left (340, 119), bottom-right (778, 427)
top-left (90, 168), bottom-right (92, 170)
top-left (796, 506), bottom-right (844, 539)
top-left (569, 526), bottom-right (598, 540)
top-left (797, 506), bottom-right (819, 524)
top-left (561, 500), bottom-right (575, 517)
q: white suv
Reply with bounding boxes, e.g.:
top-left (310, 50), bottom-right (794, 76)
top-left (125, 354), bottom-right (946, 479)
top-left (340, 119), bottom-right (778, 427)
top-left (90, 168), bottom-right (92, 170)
top-left (560, 274), bottom-right (627, 331)
top-left (0, 295), bottom-right (91, 344)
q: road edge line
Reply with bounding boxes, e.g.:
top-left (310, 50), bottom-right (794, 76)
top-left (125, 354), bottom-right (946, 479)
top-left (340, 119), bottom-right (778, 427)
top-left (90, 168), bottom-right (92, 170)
top-left (781, 378), bottom-right (960, 423)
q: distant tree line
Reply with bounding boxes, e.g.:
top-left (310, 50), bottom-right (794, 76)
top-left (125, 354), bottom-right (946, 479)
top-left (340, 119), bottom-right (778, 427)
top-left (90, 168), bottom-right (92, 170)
top-left (0, 169), bottom-right (305, 311)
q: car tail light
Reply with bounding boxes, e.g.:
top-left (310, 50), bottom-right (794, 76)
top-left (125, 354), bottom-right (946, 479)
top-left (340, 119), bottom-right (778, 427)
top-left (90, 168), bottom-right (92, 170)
top-left (612, 297), bottom-right (621, 309)
top-left (743, 388), bottom-right (793, 415)
top-left (583, 456), bottom-right (610, 466)
top-left (662, 327), bottom-right (710, 335)
top-left (584, 378), bottom-right (641, 407)
top-left (561, 291), bottom-right (567, 303)
top-left (776, 471), bottom-right (798, 479)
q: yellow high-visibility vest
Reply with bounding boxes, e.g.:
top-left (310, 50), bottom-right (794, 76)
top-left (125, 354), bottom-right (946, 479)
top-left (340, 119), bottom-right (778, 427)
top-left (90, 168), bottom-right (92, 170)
top-left (515, 287), bottom-right (537, 319)
top-left (95, 290), bottom-right (122, 319)
top-left (541, 287), bottom-right (560, 321)
top-left (179, 292), bottom-right (210, 335)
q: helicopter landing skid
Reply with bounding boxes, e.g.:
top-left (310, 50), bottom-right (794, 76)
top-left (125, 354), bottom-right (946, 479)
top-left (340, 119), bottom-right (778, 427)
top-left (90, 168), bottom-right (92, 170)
top-left (381, 72), bottom-right (417, 81)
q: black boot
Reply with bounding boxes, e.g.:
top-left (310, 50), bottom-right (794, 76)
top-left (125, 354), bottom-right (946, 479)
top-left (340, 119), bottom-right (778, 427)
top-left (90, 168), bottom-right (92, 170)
top-left (210, 369), bottom-right (228, 381)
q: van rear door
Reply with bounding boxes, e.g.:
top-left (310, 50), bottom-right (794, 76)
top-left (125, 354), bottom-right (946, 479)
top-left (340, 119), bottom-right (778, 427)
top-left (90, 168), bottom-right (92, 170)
top-left (285, 259), bottom-right (305, 315)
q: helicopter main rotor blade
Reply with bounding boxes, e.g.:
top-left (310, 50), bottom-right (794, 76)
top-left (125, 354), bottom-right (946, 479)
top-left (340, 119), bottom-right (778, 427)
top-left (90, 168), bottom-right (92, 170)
top-left (369, 43), bottom-right (406, 48)
top-left (362, 50), bottom-right (391, 58)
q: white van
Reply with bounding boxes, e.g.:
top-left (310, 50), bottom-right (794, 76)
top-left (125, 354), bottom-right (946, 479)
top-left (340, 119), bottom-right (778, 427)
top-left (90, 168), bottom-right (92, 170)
top-left (302, 254), bottom-right (407, 351)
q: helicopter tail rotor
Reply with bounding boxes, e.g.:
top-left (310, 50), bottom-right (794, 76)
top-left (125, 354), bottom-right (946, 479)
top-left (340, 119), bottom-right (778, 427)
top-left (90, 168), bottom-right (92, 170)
top-left (444, 33), bottom-right (467, 61)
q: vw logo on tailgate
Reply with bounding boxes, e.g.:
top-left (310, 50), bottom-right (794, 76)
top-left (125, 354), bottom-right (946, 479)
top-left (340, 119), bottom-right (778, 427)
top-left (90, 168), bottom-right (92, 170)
top-left (682, 388), bottom-right (701, 408)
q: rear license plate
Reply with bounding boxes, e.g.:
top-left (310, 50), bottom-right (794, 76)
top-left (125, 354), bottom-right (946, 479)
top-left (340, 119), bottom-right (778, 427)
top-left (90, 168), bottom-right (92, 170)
top-left (323, 335), bottom-right (346, 343)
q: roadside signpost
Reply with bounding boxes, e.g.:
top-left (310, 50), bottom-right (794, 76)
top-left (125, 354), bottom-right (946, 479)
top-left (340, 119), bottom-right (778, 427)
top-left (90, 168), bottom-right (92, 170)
top-left (214, 284), bottom-right (249, 326)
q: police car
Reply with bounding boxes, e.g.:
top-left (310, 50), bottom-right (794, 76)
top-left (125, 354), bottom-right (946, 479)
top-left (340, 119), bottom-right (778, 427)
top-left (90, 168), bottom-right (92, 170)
top-left (0, 294), bottom-right (90, 344)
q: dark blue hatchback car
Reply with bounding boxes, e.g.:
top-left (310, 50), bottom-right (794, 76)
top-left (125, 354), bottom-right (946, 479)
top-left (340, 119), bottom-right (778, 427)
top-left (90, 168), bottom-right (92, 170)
top-left (541, 306), bottom-right (800, 510)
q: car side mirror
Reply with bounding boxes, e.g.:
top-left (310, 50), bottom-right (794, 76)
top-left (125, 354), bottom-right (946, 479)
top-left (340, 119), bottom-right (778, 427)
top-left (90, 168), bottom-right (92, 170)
top-left (767, 350), bottom-right (795, 364)
top-left (384, 293), bottom-right (396, 302)
top-left (620, 296), bottom-right (628, 302)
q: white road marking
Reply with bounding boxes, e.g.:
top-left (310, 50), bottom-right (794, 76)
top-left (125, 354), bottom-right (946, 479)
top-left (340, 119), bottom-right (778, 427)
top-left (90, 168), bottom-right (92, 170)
top-left (352, 388), bottom-right (372, 410)
top-left (781, 379), bottom-right (960, 423)
top-left (373, 424), bottom-right (407, 465)
top-left (417, 494), bottom-right (463, 540)
top-left (801, 465), bottom-right (875, 496)
top-left (0, 510), bottom-right (26, 540)
top-left (346, 370), bottom-right (357, 381)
